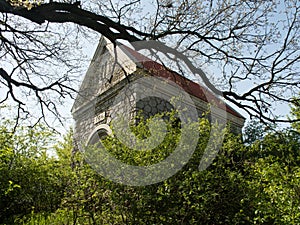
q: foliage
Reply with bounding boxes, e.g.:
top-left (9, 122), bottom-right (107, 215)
top-left (290, 96), bottom-right (300, 132)
top-left (243, 119), bottom-right (276, 145)
top-left (0, 122), bottom-right (68, 224)
top-left (244, 130), bottom-right (300, 224)
top-left (243, 119), bottom-right (267, 144)
top-left (1, 111), bottom-right (300, 224)
top-left (8, 0), bottom-right (43, 10)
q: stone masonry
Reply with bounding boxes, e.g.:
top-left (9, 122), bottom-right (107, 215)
top-left (71, 37), bottom-right (245, 148)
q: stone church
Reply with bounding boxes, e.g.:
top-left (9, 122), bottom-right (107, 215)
top-left (71, 37), bottom-right (245, 148)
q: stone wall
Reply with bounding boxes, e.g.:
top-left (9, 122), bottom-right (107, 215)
top-left (73, 70), bottom-right (245, 149)
top-left (72, 37), bottom-right (245, 149)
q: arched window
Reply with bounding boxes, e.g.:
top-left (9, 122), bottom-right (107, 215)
top-left (86, 124), bottom-right (112, 146)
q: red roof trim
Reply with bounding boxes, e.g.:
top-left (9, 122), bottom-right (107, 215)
top-left (120, 45), bottom-right (245, 119)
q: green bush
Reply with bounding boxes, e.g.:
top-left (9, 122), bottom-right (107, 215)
top-left (2, 111), bottom-right (300, 224)
top-left (0, 122), bottom-right (69, 224)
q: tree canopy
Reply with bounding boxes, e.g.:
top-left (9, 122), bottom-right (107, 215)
top-left (0, 0), bottom-right (299, 126)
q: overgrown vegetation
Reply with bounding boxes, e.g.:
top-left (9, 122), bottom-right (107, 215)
top-left (0, 108), bottom-right (300, 224)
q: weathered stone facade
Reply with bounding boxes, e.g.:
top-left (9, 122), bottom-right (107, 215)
top-left (72, 37), bottom-right (245, 148)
